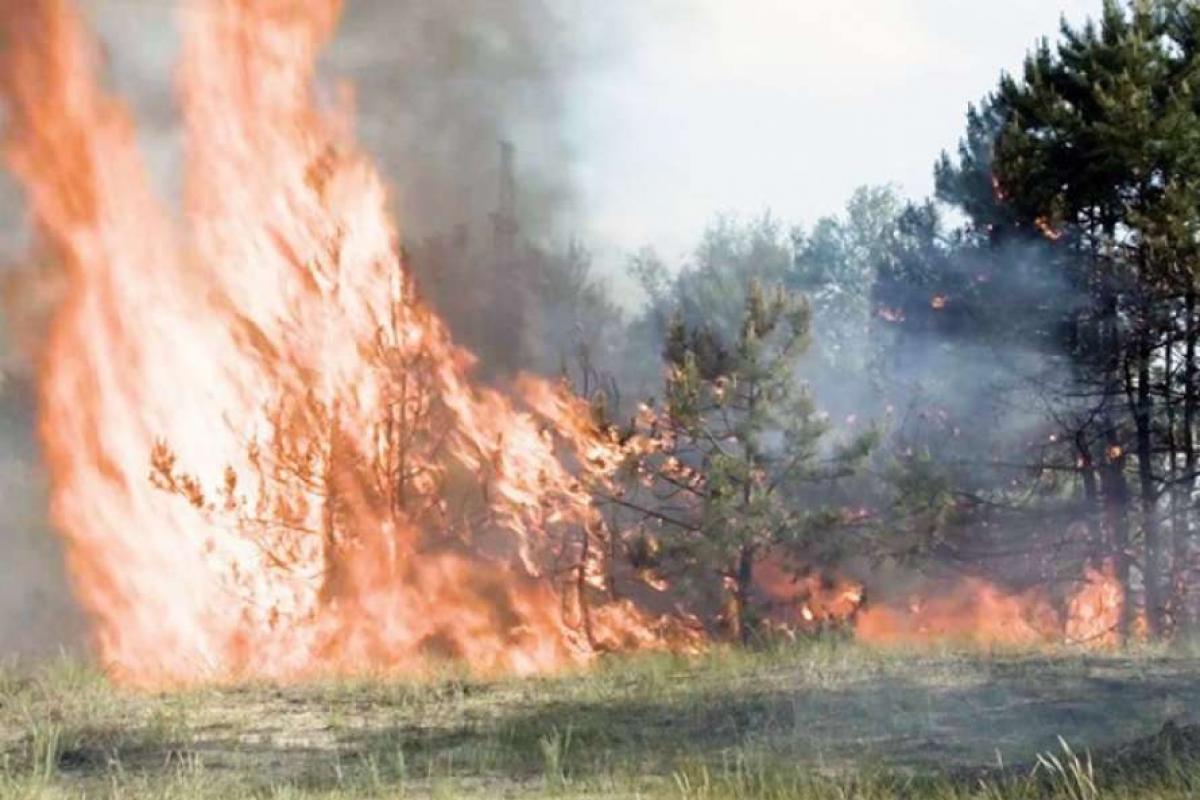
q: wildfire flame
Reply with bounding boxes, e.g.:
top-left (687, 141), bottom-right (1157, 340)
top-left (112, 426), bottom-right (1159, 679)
top-left (755, 558), bottom-right (866, 634)
top-left (0, 0), bottom-right (679, 686)
top-left (854, 567), bottom-right (1129, 650)
top-left (1035, 216), bottom-right (1064, 241)
top-left (756, 558), bottom-right (1129, 651)
top-left (855, 578), bottom-right (1061, 648)
top-left (1065, 563), bottom-right (1127, 647)
top-left (0, 0), bottom-right (1135, 687)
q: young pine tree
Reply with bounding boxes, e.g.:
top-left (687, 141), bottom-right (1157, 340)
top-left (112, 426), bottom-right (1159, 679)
top-left (620, 280), bottom-right (873, 642)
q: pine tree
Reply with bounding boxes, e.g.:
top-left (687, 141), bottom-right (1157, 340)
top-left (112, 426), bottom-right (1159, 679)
top-left (616, 281), bottom-right (873, 641)
top-left (933, 0), bottom-right (1200, 639)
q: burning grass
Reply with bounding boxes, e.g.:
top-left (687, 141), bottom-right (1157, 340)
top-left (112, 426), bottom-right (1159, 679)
top-left (1, 641), bottom-right (1199, 798)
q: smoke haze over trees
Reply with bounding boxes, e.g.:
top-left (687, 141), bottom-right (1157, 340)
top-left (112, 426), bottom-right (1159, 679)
top-left (562, 0), bottom-right (1200, 641)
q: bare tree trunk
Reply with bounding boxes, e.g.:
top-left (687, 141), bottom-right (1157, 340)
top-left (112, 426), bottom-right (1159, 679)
top-left (1166, 327), bottom-right (1181, 635)
top-left (1101, 419), bottom-right (1133, 645)
top-left (1077, 431), bottom-right (1099, 506)
top-left (1176, 292), bottom-right (1198, 635)
top-left (1135, 334), bottom-right (1163, 637)
top-left (606, 509), bottom-right (620, 602)
top-left (1097, 269), bottom-right (1133, 645)
top-left (1076, 431), bottom-right (1101, 562)
top-left (320, 409), bottom-right (348, 605)
top-left (576, 522), bottom-right (597, 648)
top-left (731, 377), bottom-right (761, 646)
top-left (734, 545), bottom-right (755, 645)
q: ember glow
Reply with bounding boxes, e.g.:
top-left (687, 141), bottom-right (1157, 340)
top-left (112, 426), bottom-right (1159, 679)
top-left (1035, 216), bottom-right (1064, 241)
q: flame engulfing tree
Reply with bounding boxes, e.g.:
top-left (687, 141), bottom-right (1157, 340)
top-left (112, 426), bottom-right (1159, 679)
top-left (149, 269), bottom-right (461, 608)
top-left (0, 0), bottom-right (717, 684)
top-left (612, 281), bottom-right (874, 641)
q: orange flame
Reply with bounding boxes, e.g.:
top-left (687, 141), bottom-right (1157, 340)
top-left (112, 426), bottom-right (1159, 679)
top-left (0, 0), bottom-right (1137, 685)
top-left (755, 558), bottom-right (866, 634)
top-left (856, 578), bottom-right (1061, 648)
top-left (755, 553), bottom-right (1130, 651)
top-left (855, 567), bottom-right (1128, 650)
top-left (1065, 563), bottom-right (1127, 647)
top-left (0, 0), bottom-right (681, 686)
top-left (1035, 216), bottom-right (1064, 241)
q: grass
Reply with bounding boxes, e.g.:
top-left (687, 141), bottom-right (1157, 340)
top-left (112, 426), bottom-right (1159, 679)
top-left (0, 639), bottom-right (1198, 797)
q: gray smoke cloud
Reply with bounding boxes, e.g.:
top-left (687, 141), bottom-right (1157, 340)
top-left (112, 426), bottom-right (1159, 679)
top-left (68, 0), bottom-right (602, 238)
top-left (0, 385), bottom-right (82, 660)
top-left (330, 0), bottom-right (582, 238)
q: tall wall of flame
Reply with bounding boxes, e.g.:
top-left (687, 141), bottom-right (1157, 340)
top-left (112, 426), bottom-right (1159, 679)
top-left (0, 0), bottom-right (648, 686)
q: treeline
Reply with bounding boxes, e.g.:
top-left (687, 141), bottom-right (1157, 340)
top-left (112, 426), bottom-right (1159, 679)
top-left (408, 0), bottom-right (1200, 643)
top-left (927, 0), bottom-right (1200, 641)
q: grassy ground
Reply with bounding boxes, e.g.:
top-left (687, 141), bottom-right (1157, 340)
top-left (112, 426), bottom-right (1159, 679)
top-left (1, 640), bottom-right (1199, 798)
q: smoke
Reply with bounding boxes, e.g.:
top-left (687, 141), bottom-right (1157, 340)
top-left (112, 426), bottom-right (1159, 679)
top-left (0, 0), bottom-right (617, 659)
top-left (0, 376), bottom-right (83, 659)
top-left (330, 0), bottom-right (584, 238)
top-left (33, 0), bottom-right (599, 235)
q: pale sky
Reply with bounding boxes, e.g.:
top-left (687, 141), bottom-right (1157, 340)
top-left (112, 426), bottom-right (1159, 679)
top-left (569, 0), bottom-right (1100, 265)
top-left (3, 1), bottom-right (1105, 276)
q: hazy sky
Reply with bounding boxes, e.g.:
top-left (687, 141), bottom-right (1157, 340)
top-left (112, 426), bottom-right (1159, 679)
top-left (17, 1), bottom-right (1105, 274)
top-left (570, 0), bottom-right (1100, 264)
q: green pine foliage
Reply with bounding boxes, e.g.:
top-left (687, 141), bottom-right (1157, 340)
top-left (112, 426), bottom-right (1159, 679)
top-left (618, 281), bottom-right (875, 641)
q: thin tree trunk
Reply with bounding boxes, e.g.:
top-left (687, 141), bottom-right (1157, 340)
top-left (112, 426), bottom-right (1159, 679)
top-left (734, 376), bottom-right (761, 645)
top-left (1076, 431), bottom-right (1100, 560)
top-left (1098, 268), bottom-right (1133, 645)
top-left (735, 545), bottom-right (755, 645)
top-left (1135, 332), bottom-right (1163, 637)
top-left (1176, 292), bottom-right (1197, 635)
top-left (1077, 432), bottom-right (1099, 506)
top-left (1101, 419), bottom-right (1133, 645)
top-left (1166, 327), bottom-right (1181, 634)
top-left (320, 409), bottom-right (348, 604)
top-left (576, 522), bottom-right (597, 648)
top-left (606, 508), bottom-right (620, 601)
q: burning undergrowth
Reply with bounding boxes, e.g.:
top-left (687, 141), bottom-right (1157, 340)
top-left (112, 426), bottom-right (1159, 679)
top-left (0, 0), bottom-right (1130, 687)
top-left (0, 0), bottom-right (703, 686)
top-left (751, 554), bottom-right (1128, 650)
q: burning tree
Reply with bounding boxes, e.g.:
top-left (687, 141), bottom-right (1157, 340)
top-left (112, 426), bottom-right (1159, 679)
top-left (8, 0), bottom-right (1188, 688)
top-left (149, 268), bottom-right (465, 608)
top-left (612, 281), bottom-right (874, 641)
top-left (0, 0), bottom-right (710, 685)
